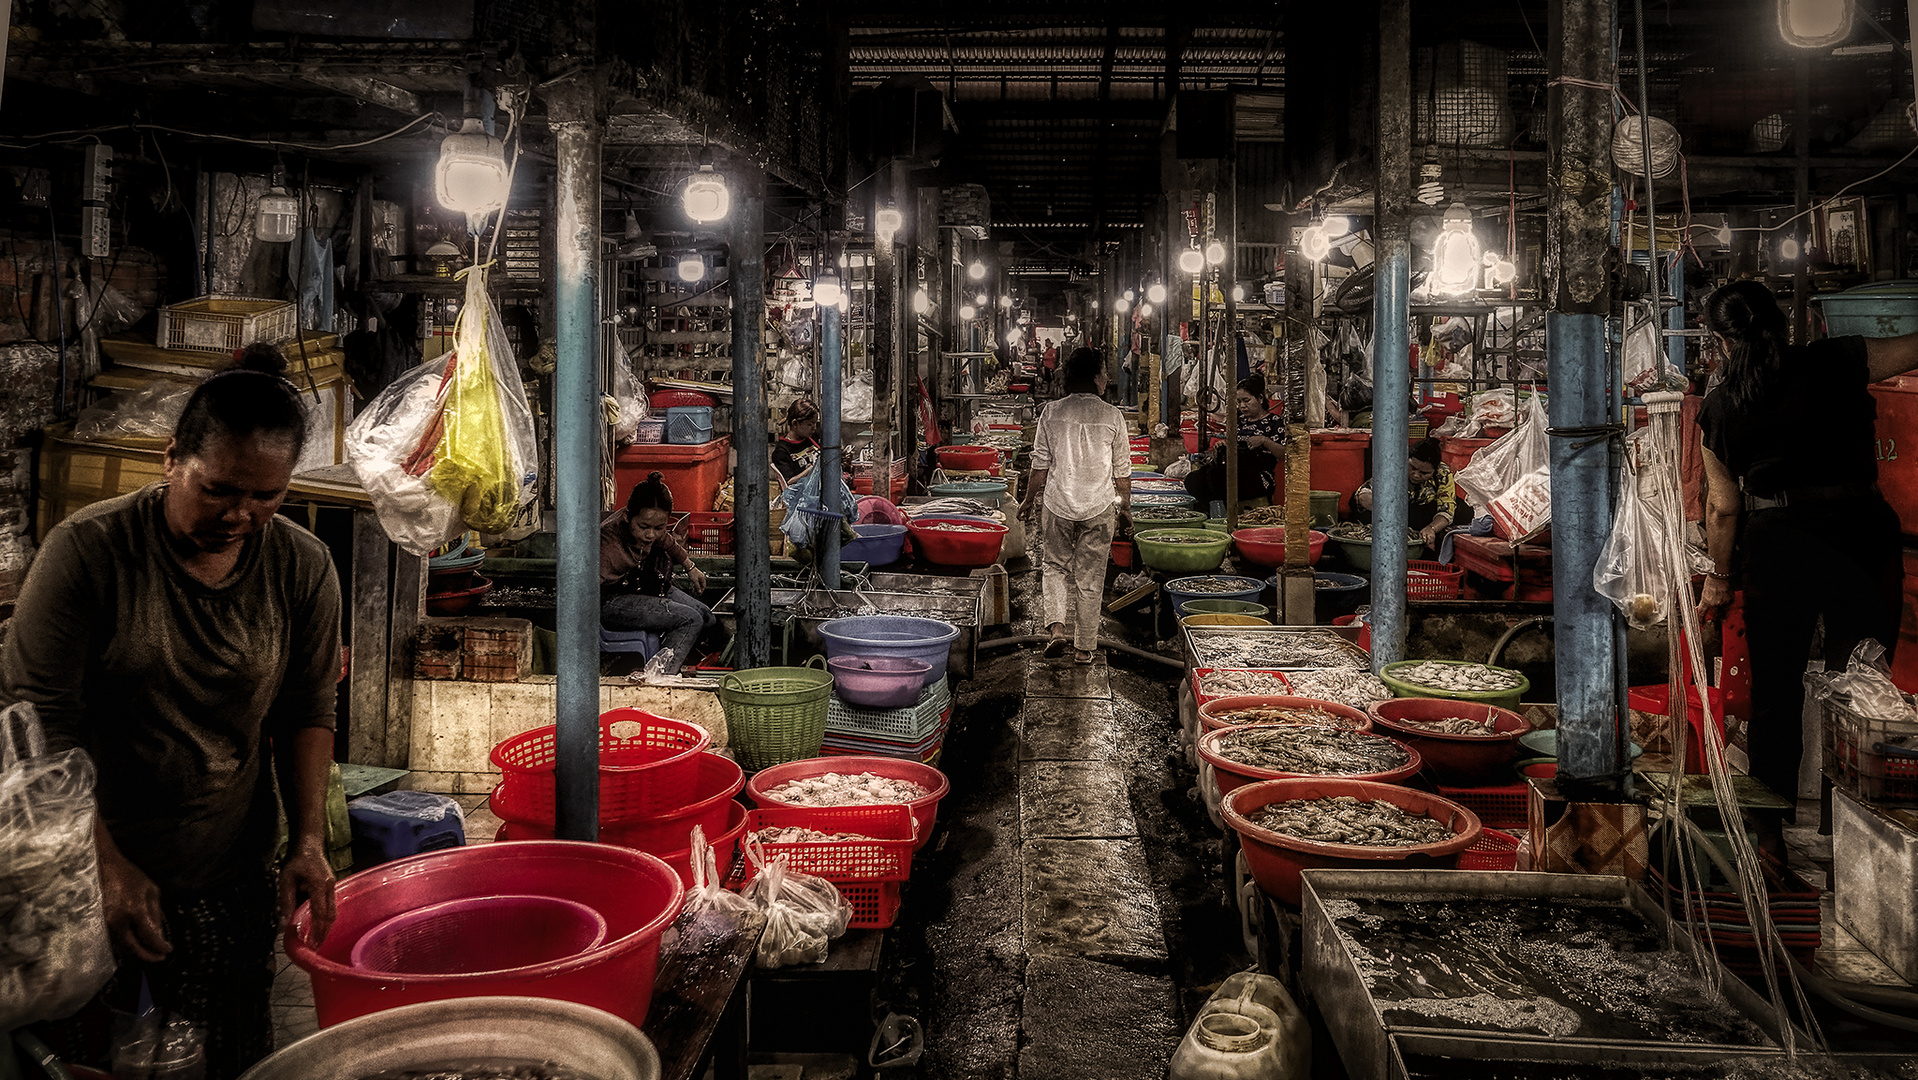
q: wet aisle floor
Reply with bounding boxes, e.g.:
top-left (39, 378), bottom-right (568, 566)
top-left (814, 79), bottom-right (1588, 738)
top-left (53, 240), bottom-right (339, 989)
top-left (882, 562), bottom-right (1256, 1080)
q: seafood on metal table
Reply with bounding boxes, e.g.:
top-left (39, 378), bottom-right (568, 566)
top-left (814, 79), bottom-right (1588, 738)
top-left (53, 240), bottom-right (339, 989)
top-left (1393, 713), bottom-right (1501, 736)
top-left (1248, 795), bottom-right (1452, 846)
top-left (761, 772), bottom-right (929, 807)
top-left (1198, 669), bottom-right (1292, 697)
top-left (1209, 704), bottom-right (1363, 730)
top-left (1283, 669), bottom-right (1396, 708)
top-left (1392, 661), bottom-right (1523, 693)
top-left (1215, 726), bottom-right (1409, 775)
top-left (1175, 576), bottom-right (1256, 594)
top-left (1189, 629), bottom-right (1366, 671)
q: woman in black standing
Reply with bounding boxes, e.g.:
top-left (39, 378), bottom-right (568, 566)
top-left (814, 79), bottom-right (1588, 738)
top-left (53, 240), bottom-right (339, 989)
top-left (1697, 280), bottom-right (1918, 817)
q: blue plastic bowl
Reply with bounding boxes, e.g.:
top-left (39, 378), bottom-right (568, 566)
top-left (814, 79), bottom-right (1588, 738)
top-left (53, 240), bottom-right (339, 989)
top-left (839, 523), bottom-right (909, 566)
top-left (1164, 574), bottom-right (1266, 612)
top-left (818, 615), bottom-right (962, 685)
top-left (928, 480), bottom-right (1008, 508)
top-left (1308, 572), bottom-right (1369, 618)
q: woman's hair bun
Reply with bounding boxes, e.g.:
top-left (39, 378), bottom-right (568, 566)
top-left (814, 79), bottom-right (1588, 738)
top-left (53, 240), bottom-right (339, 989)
top-left (231, 342), bottom-right (289, 377)
top-left (648, 470), bottom-right (664, 482)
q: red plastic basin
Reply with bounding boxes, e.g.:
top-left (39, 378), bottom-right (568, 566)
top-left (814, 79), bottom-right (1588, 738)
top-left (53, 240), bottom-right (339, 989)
top-left (934, 445), bottom-right (1000, 471)
top-left (1198, 694), bottom-right (1373, 734)
top-left (288, 842), bottom-right (684, 1029)
top-left (1198, 724), bottom-right (1422, 799)
top-left (496, 801), bottom-right (749, 889)
top-left (1367, 697), bottom-right (1527, 783)
top-left (490, 751), bottom-right (743, 844)
top-left (1230, 527), bottom-right (1327, 568)
top-left (348, 895), bottom-right (607, 977)
top-left (1222, 778), bottom-right (1483, 906)
top-left (906, 517), bottom-right (1008, 569)
top-left (748, 755), bottom-right (949, 851)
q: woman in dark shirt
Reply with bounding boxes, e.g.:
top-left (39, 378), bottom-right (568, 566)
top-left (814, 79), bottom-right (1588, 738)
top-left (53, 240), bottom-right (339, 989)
top-left (771, 398), bottom-right (822, 483)
top-left (600, 472), bottom-right (715, 673)
top-left (1183, 375), bottom-right (1286, 507)
top-left (1355, 437), bottom-right (1461, 550)
top-left (1697, 281), bottom-right (1918, 816)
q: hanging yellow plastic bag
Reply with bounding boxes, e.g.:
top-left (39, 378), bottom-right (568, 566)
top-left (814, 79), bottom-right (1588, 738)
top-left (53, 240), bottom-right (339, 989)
top-left (429, 265), bottom-right (540, 534)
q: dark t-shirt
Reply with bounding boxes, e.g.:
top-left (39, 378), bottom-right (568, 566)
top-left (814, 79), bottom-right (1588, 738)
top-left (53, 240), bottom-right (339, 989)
top-left (599, 508), bottom-right (692, 598)
top-left (771, 435), bottom-right (820, 481)
top-left (1698, 336), bottom-right (1877, 496)
top-left (0, 484), bottom-right (341, 892)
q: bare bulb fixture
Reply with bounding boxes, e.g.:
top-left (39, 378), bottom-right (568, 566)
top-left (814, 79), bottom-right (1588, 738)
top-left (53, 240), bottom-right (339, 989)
top-left (1299, 225), bottom-right (1331, 262)
top-left (1146, 283), bottom-right (1167, 304)
top-left (1231, 285), bottom-right (1246, 303)
top-left (1777, 0), bottom-right (1853, 47)
top-left (677, 255), bottom-right (706, 283)
top-left (813, 276), bottom-right (844, 307)
top-left (1204, 241), bottom-right (1227, 266)
top-left (967, 260), bottom-right (987, 280)
top-left (999, 295), bottom-right (1013, 309)
top-left (1779, 236), bottom-right (1802, 261)
top-left (959, 304), bottom-right (977, 320)
top-left (1114, 297), bottom-right (1131, 313)
top-left (875, 206), bottom-right (903, 239)
top-left (912, 288), bottom-right (931, 316)
top-left (1138, 302), bottom-right (1154, 318)
top-left (1322, 215), bottom-right (1351, 237)
top-left (681, 149), bottom-right (731, 224)
top-left (1178, 248), bottom-right (1206, 275)
top-left (975, 292), bottom-right (988, 307)
top-left (435, 117), bottom-right (510, 221)
top-left (1431, 203), bottom-right (1482, 297)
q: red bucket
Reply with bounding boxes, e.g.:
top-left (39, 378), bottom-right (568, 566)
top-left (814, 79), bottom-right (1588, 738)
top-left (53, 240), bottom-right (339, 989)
top-left (1198, 724), bottom-right (1422, 799)
top-left (490, 710), bottom-right (710, 826)
top-left (1223, 778), bottom-right (1482, 906)
top-left (1367, 697), bottom-right (1526, 783)
top-left (1198, 694), bottom-right (1372, 734)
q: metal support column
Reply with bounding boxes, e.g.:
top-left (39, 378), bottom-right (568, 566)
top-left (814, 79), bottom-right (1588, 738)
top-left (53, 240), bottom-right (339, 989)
top-left (547, 74), bottom-right (602, 840)
top-left (820, 241), bottom-right (845, 589)
top-left (731, 168), bottom-right (771, 669)
top-left (1548, 0), bottom-right (1622, 793)
top-left (1371, 0), bottom-right (1414, 666)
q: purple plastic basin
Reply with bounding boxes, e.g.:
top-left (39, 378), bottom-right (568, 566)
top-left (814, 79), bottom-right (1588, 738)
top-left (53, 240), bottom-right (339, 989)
top-left (827, 655), bottom-right (934, 708)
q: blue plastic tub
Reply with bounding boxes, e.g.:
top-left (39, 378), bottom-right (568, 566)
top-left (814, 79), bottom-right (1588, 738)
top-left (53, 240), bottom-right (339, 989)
top-left (818, 615), bottom-right (963, 685)
top-left (928, 479), bottom-right (1009, 507)
top-left (1164, 574), bottom-right (1265, 613)
top-left (1819, 282), bottom-right (1918, 338)
top-left (840, 523), bottom-right (908, 566)
top-left (1308, 571), bottom-right (1369, 618)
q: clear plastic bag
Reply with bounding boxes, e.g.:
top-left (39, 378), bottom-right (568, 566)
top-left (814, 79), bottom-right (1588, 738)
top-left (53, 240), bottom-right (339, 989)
top-left (743, 842), bottom-right (852, 969)
top-left (429, 267), bottom-right (541, 535)
top-left (0, 702), bottom-right (115, 1030)
top-left (1594, 462), bottom-right (1676, 630)
top-left (610, 353), bottom-right (644, 445)
top-left (1454, 392), bottom-right (1548, 508)
top-left (1819, 640), bottom-right (1918, 724)
top-left (73, 382), bottom-right (195, 442)
top-left (675, 826), bottom-right (758, 949)
top-left (345, 353), bottom-right (464, 556)
top-left (111, 1006), bottom-right (207, 1080)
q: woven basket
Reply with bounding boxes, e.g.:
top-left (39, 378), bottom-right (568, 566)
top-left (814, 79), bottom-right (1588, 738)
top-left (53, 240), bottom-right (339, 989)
top-left (719, 657), bottom-right (834, 770)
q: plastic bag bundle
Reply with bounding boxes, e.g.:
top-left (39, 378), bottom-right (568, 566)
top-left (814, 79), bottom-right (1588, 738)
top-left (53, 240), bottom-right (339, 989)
top-left (1818, 640), bottom-right (1918, 725)
top-left (345, 353), bottom-right (463, 556)
top-left (779, 463), bottom-right (859, 554)
top-left (1594, 461), bottom-right (1678, 630)
top-left (73, 381), bottom-right (195, 442)
top-left (429, 267), bottom-right (540, 535)
top-left (610, 354), bottom-right (645, 445)
top-left (0, 703), bottom-right (115, 1030)
top-left (743, 844), bottom-right (852, 969)
top-left (677, 826), bottom-right (758, 948)
top-left (1454, 392), bottom-right (1549, 509)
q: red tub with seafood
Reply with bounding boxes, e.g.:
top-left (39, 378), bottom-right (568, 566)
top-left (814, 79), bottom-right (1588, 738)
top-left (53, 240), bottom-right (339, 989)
top-left (1197, 694), bottom-right (1373, 734)
top-left (1223, 778), bottom-right (1482, 906)
top-left (1189, 667), bottom-right (1293, 707)
top-left (1366, 697), bottom-right (1527, 784)
top-left (1197, 723), bottom-right (1420, 798)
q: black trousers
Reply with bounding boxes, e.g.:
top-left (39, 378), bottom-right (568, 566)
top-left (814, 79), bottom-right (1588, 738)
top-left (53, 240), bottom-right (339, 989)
top-left (1182, 453), bottom-right (1277, 506)
top-left (1739, 499), bottom-right (1902, 814)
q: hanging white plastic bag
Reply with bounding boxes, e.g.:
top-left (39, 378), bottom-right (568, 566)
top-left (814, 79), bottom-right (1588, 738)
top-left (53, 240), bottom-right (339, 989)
top-left (346, 353), bottom-right (464, 556)
top-left (1455, 392), bottom-right (1548, 508)
top-left (0, 703), bottom-right (115, 1030)
top-left (844, 371), bottom-right (875, 423)
top-left (743, 842), bottom-right (852, 969)
top-left (1622, 303), bottom-right (1667, 395)
top-left (610, 353), bottom-right (644, 444)
top-left (1593, 462), bottom-right (1676, 630)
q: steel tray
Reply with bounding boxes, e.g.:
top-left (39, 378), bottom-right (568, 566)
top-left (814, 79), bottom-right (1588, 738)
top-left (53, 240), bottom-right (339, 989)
top-left (1180, 623), bottom-right (1370, 672)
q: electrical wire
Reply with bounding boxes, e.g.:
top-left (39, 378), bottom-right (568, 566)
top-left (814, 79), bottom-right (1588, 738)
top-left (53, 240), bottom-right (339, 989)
top-left (0, 113), bottom-right (442, 153)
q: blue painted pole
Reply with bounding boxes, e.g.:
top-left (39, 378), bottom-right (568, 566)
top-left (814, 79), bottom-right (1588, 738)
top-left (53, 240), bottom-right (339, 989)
top-left (548, 80), bottom-right (601, 841)
top-left (1371, 0), bottom-right (1412, 668)
top-left (731, 170), bottom-right (772, 669)
top-left (1666, 256), bottom-right (1685, 378)
top-left (820, 260), bottom-right (844, 590)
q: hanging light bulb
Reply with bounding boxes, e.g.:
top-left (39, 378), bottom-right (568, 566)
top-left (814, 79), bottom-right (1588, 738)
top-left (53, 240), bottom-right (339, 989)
top-left (959, 304), bottom-right (977, 320)
top-left (875, 206), bottom-right (903, 240)
top-left (967, 260), bottom-right (987, 280)
top-left (255, 165), bottom-right (300, 244)
top-left (1431, 203), bottom-right (1482, 297)
top-left (682, 148), bottom-right (731, 224)
top-left (912, 288), bottom-right (931, 316)
top-left (1715, 223), bottom-right (1734, 247)
top-left (999, 294), bottom-right (1014, 309)
top-left (1114, 297), bottom-right (1131, 313)
top-left (1124, 289), bottom-right (1136, 302)
top-left (1178, 248), bottom-right (1206, 275)
top-left (1204, 240), bottom-right (1227, 266)
top-left (1092, 299), bottom-right (1099, 311)
top-left (1138, 302), bottom-right (1154, 318)
top-left (1231, 284), bottom-right (1246, 303)
top-left (813, 274), bottom-right (844, 308)
top-left (975, 292), bottom-right (989, 307)
top-left (1146, 282), bottom-right (1167, 304)
top-left (1484, 253), bottom-right (1517, 289)
top-left (1299, 224), bottom-right (1332, 262)
top-left (677, 254), bottom-right (706, 283)
top-left (1779, 235), bottom-right (1802, 261)
top-left (1322, 215), bottom-right (1351, 237)
top-left (1777, 0), bottom-right (1853, 47)
top-left (435, 116), bottom-right (510, 222)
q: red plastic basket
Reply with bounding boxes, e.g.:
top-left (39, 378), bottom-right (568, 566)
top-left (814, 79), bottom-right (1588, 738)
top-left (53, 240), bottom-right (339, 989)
top-left (747, 755), bottom-right (950, 851)
top-left (743, 804), bottom-right (917, 882)
top-left (496, 801), bottom-right (749, 889)
top-left (1222, 778), bottom-right (1482, 907)
top-left (491, 751), bottom-right (742, 839)
top-left (685, 511), bottom-right (736, 555)
top-left (287, 842), bottom-right (685, 1029)
top-left (650, 389), bottom-right (716, 409)
top-left (1437, 779), bottom-right (1531, 830)
top-left (491, 710), bottom-right (710, 825)
top-left (1457, 827), bottom-right (1521, 871)
top-left (838, 880), bottom-right (905, 929)
top-left (1405, 560), bottom-right (1464, 600)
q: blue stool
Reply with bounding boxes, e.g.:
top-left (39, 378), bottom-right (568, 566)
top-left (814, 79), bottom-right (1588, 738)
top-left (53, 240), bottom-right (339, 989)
top-left (600, 626), bottom-right (662, 662)
top-left (347, 790), bottom-right (465, 867)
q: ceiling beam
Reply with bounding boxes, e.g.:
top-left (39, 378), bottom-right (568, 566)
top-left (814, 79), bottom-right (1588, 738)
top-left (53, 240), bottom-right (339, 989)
top-left (1091, 21), bottom-right (1122, 243)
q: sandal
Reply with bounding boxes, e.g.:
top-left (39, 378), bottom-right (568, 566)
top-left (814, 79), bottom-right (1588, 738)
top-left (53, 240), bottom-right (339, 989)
top-left (1043, 638), bottom-right (1069, 659)
top-left (1074, 649), bottom-right (1095, 664)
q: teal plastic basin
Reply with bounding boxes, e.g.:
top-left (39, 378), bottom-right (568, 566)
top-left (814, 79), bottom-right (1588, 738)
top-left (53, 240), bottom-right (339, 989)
top-left (1819, 282), bottom-right (1918, 338)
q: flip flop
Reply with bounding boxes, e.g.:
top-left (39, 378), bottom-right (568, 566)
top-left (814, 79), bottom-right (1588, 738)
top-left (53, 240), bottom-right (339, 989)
top-left (1043, 638), bottom-right (1069, 658)
top-left (1074, 649), bottom-right (1095, 664)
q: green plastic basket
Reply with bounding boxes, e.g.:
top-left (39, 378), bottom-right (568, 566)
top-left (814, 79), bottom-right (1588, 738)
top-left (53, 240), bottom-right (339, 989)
top-left (719, 656), bottom-right (834, 770)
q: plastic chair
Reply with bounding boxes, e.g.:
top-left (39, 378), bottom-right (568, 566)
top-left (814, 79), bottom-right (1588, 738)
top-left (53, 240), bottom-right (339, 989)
top-left (599, 627), bottom-right (662, 663)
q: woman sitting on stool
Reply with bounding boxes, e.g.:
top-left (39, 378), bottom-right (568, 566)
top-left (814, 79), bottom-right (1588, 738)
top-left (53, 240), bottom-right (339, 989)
top-left (600, 472), bottom-right (714, 672)
top-left (1182, 375), bottom-right (1287, 509)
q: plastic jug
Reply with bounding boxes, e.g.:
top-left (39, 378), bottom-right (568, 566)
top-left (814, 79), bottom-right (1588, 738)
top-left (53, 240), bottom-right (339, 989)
top-left (1169, 972), bottom-right (1309, 1080)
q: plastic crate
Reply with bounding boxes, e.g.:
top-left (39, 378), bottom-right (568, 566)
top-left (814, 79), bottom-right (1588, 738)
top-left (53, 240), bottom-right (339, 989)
top-left (823, 707), bottom-right (951, 761)
top-left (744, 803), bottom-right (917, 881)
top-left (1437, 780), bottom-right (1530, 830)
top-left (826, 678), bottom-right (951, 742)
top-left (685, 511), bottom-right (735, 555)
top-left (650, 389), bottom-right (715, 409)
top-left (1457, 827), bottom-right (1521, 871)
top-left (666, 406), bottom-right (714, 445)
top-left (158, 294), bottom-right (297, 353)
top-left (1405, 560), bottom-right (1464, 600)
top-left (1810, 673), bottom-right (1918, 806)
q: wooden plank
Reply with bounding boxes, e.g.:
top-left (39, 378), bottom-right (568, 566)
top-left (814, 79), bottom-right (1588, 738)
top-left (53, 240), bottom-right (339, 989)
top-left (1106, 581), bottom-right (1157, 614)
top-left (346, 509), bottom-right (391, 767)
top-left (385, 543), bottom-right (426, 770)
top-left (644, 908), bottom-right (767, 1080)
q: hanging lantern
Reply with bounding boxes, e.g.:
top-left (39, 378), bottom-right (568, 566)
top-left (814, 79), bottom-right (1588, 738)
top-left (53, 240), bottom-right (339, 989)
top-left (1431, 203), bottom-right (1482, 297)
top-left (436, 117), bottom-right (510, 222)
